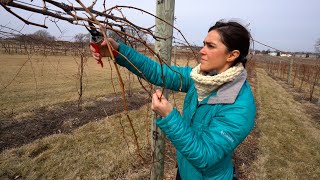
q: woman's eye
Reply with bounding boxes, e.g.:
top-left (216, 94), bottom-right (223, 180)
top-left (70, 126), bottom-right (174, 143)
top-left (203, 42), bottom-right (214, 48)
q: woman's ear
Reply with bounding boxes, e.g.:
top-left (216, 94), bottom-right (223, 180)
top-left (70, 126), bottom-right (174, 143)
top-left (227, 50), bottom-right (240, 62)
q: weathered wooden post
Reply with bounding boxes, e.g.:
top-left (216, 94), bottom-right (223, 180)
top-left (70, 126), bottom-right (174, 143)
top-left (287, 58), bottom-right (294, 84)
top-left (278, 60), bottom-right (282, 78)
top-left (151, 0), bottom-right (175, 179)
top-left (78, 53), bottom-right (84, 111)
top-left (174, 44), bottom-right (177, 66)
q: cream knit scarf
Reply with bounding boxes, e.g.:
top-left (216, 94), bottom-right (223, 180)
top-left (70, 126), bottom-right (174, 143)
top-left (190, 63), bottom-right (244, 102)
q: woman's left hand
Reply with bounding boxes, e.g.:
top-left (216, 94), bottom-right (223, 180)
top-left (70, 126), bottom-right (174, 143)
top-left (151, 89), bottom-right (173, 117)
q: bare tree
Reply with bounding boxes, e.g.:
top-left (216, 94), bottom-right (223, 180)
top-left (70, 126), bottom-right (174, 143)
top-left (9, 30), bottom-right (55, 43)
top-left (74, 33), bottom-right (90, 48)
top-left (31, 30), bottom-right (56, 41)
top-left (74, 33), bottom-right (89, 43)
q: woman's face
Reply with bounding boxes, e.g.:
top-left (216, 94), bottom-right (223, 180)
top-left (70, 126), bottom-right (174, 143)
top-left (199, 30), bottom-right (232, 73)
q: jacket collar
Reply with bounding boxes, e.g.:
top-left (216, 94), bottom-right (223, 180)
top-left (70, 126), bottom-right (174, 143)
top-left (206, 70), bottom-right (247, 104)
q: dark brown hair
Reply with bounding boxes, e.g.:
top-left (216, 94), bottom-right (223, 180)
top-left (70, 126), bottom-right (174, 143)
top-left (209, 20), bottom-right (250, 67)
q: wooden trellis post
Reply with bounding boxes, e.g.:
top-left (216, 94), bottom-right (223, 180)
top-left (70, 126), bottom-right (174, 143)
top-left (151, 0), bottom-right (175, 179)
top-left (287, 58), bottom-right (294, 84)
top-left (174, 44), bottom-right (177, 66)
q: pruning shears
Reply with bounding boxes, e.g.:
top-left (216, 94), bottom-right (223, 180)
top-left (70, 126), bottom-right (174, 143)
top-left (85, 22), bottom-right (104, 67)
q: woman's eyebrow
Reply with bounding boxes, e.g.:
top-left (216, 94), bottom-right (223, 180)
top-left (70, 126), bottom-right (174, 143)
top-left (203, 41), bottom-right (216, 46)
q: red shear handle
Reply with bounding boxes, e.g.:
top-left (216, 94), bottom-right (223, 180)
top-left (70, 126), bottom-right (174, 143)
top-left (90, 42), bottom-right (104, 68)
top-left (90, 41), bottom-right (119, 68)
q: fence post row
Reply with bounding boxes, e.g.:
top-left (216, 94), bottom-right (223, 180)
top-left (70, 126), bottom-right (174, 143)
top-left (0, 40), bottom-right (90, 56)
top-left (264, 56), bottom-right (319, 103)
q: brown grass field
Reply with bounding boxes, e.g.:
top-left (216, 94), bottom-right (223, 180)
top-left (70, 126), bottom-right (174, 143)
top-left (0, 53), bottom-right (319, 179)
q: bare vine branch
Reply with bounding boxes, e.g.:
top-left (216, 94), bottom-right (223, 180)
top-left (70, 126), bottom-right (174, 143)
top-left (0, 0), bottom-right (200, 162)
top-left (0, 3), bottom-right (47, 28)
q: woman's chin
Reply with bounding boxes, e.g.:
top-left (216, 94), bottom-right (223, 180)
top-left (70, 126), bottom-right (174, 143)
top-left (199, 64), bottom-right (204, 71)
top-left (200, 65), bottom-right (218, 74)
top-left (199, 64), bottom-right (208, 72)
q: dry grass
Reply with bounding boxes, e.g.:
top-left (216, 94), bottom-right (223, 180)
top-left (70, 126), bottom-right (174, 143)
top-left (0, 53), bottom-right (193, 179)
top-left (252, 68), bottom-right (320, 179)
top-left (0, 54), bottom-right (141, 114)
top-left (1, 52), bottom-right (319, 179)
top-left (0, 106), bottom-right (152, 179)
top-left (269, 69), bottom-right (320, 103)
top-left (0, 53), bottom-right (196, 115)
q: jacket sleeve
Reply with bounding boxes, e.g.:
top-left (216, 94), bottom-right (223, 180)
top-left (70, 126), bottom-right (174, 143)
top-left (156, 99), bottom-right (256, 172)
top-left (114, 42), bottom-right (192, 92)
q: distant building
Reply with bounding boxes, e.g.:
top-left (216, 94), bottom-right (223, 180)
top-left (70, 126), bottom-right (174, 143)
top-left (280, 53), bottom-right (292, 57)
top-left (294, 53), bottom-right (318, 58)
top-left (268, 52), bottom-right (278, 56)
top-left (295, 53), bottom-right (308, 58)
top-left (308, 54), bottom-right (318, 58)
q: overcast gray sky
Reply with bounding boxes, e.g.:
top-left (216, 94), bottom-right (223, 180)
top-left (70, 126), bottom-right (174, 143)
top-left (0, 0), bottom-right (319, 52)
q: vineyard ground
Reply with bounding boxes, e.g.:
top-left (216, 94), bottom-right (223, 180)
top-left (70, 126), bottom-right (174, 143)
top-left (271, 76), bottom-right (320, 122)
top-left (250, 67), bottom-right (320, 179)
top-left (0, 54), bottom-right (319, 179)
top-left (0, 90), bottom-right (149, 152)
top-left (0, 53), bottom-right (190, 179)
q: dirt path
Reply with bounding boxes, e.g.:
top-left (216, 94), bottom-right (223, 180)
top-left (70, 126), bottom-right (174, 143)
top-left (0, 91), bottom-right (149, 152)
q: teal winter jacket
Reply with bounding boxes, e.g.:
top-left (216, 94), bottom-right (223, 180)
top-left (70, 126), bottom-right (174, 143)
top-left (115, 43), bottom-right (256, 180)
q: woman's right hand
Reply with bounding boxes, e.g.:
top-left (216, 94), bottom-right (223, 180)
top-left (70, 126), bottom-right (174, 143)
top-left (90, 38), bottom-right (119, 61)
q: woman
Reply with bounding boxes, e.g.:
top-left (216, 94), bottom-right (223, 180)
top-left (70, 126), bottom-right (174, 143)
top-left (91, 20), bottom-right (256, 180)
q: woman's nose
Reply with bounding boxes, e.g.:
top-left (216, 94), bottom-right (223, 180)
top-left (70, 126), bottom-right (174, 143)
top-left (199, 47), bottom-right (206, 55)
